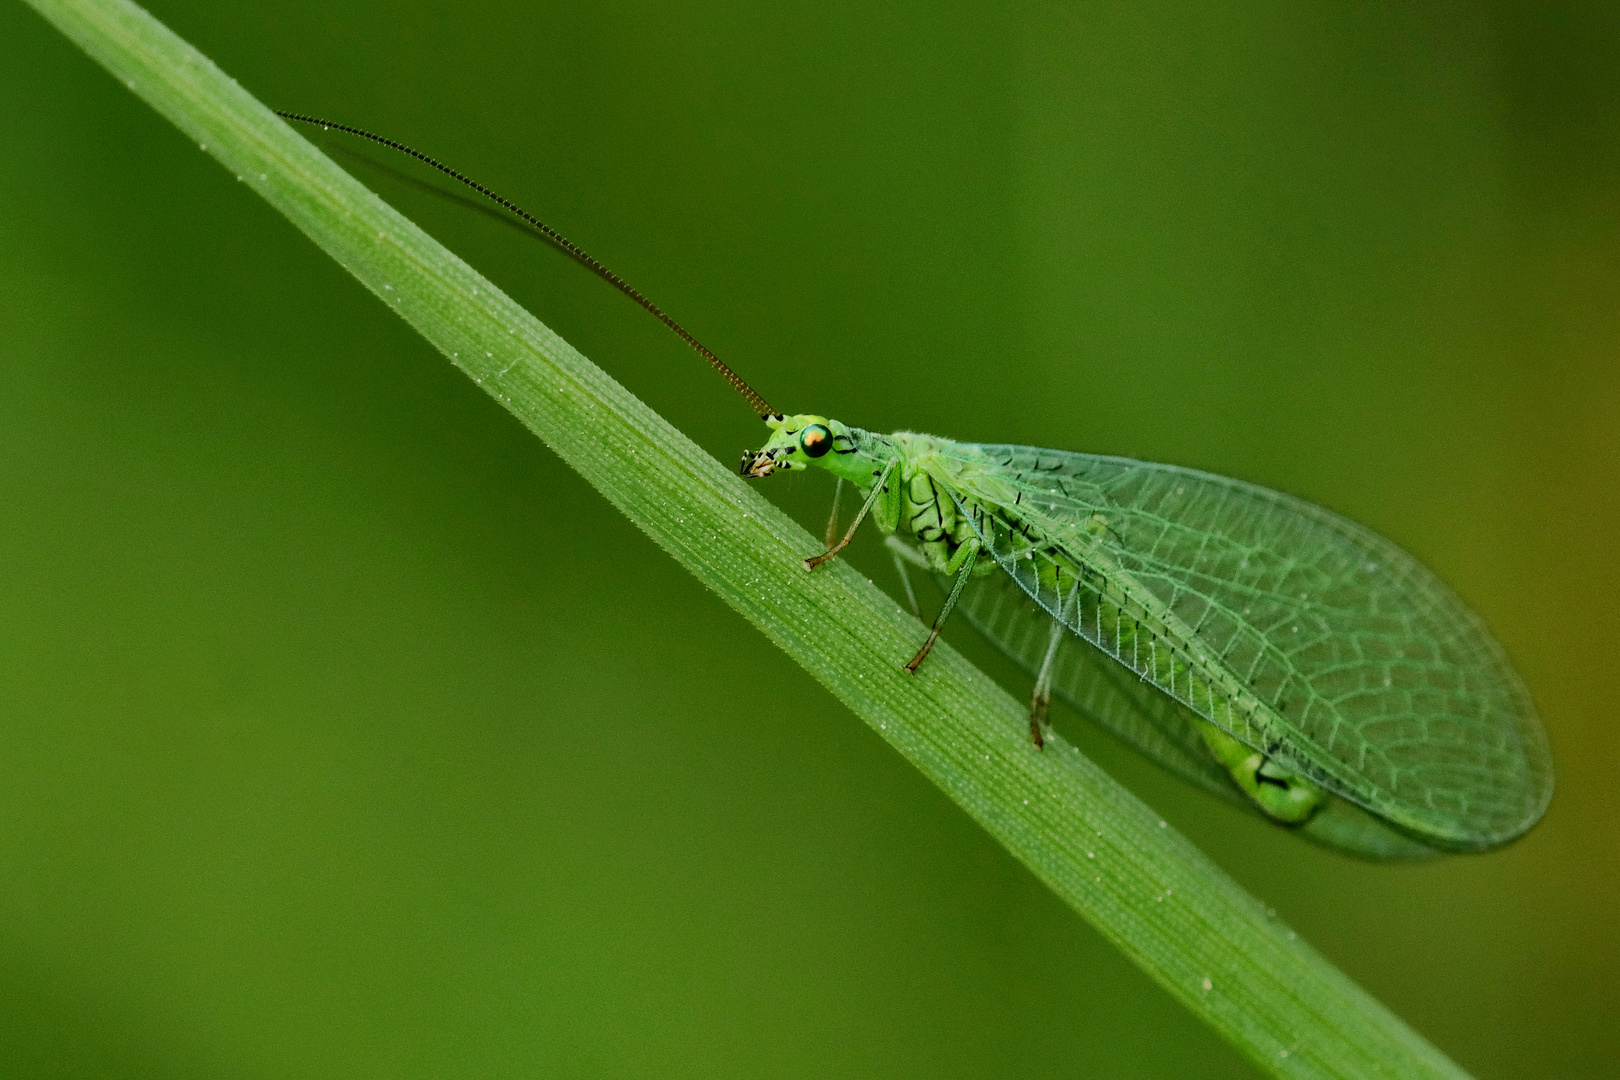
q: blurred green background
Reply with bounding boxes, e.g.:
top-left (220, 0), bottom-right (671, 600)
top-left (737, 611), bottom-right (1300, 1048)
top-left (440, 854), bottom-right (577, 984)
top-left (3, 1), bottom-right (1616, 1076)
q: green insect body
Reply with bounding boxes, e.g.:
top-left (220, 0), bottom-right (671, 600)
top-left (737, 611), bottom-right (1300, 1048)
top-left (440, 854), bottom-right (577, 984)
top-left (280, 114), bottom-right (1553, 860)
top-left (743, 414), bottom-right (1551, 858)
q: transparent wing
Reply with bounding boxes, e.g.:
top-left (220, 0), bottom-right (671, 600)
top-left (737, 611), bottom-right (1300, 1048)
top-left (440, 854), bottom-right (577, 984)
top-left (942, 564), bottom-right (1440, 860)
top-left (936, 443), bottom-right (1552, 851)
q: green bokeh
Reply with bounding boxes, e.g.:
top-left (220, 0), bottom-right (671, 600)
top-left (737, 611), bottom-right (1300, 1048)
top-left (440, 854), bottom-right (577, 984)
top-left (3, 2), bottom-right (1616, 1076)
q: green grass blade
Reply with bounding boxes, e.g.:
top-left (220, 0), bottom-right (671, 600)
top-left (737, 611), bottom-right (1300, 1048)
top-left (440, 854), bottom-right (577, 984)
top-left (23, 1), bottom-right (1472, 1076)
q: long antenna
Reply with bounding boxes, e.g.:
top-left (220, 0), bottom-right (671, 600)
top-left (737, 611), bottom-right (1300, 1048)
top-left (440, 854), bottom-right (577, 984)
top-left (276, 111), bottom-right (779, 420)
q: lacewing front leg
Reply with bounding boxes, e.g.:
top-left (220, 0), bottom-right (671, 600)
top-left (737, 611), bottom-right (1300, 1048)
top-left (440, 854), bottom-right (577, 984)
top-left (806, 463), bottom-right (895, 571)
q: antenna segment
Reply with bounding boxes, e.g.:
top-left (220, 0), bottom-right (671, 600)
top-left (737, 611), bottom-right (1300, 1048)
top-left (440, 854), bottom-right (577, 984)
top-left (276, 112), bottom-right (779, 419)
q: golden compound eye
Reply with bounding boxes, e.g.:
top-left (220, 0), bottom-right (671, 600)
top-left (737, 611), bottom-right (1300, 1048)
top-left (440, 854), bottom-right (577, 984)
top-left (799, 424), bottom-right (832, 458)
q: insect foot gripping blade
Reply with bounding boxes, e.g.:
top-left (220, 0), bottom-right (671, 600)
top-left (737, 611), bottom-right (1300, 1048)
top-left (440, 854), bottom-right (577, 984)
top-left (1028, 688), bottom-right (1050, 749)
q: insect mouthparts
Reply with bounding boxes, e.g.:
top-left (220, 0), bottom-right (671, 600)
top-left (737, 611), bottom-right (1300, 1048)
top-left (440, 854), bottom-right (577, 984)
top-left (740, 449), bottom-right (779, 478)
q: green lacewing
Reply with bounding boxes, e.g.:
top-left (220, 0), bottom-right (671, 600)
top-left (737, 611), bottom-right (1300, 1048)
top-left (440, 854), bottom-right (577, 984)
top-left (279, 113), bottom-right (1553, 859)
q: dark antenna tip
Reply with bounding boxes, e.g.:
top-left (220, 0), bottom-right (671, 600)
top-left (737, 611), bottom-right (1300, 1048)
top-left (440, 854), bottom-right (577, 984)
top-left (276, 110), bottom-right (778, 420)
